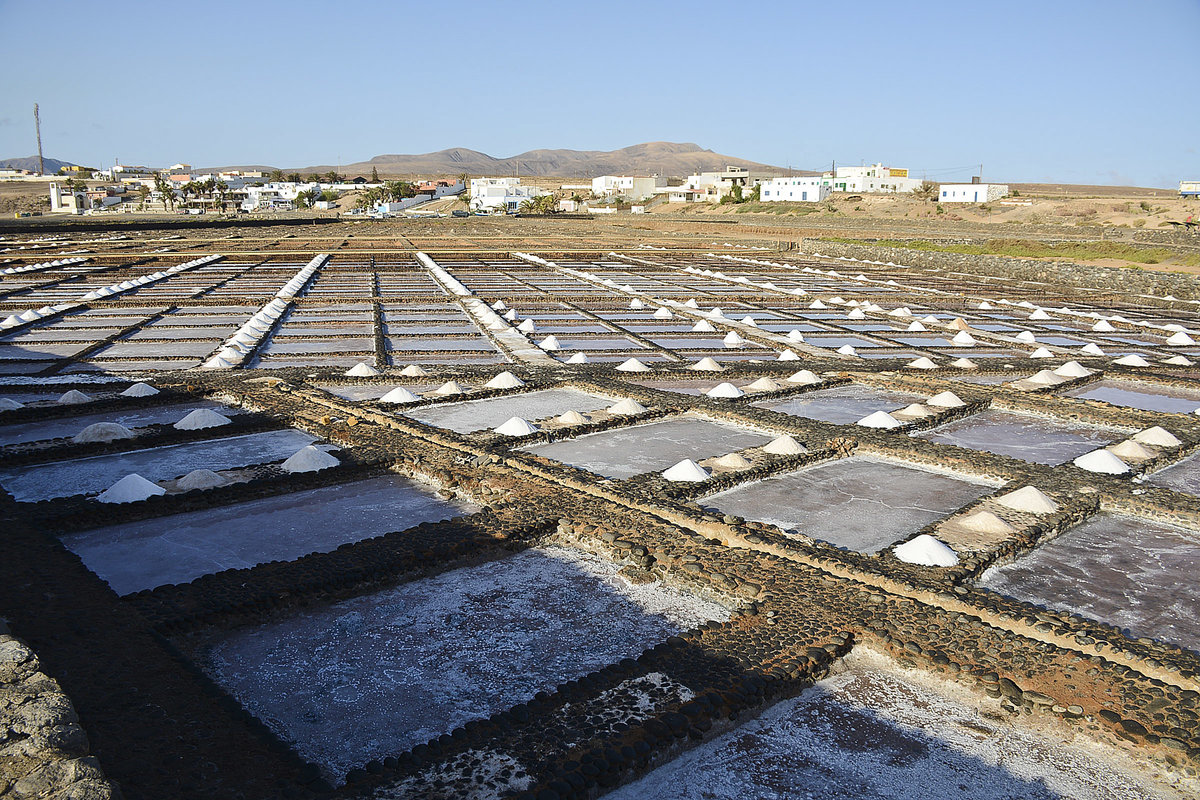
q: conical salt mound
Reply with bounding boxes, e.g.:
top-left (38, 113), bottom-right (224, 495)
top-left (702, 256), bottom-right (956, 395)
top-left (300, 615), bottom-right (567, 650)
top-left (857, 410), bottom-right (901, 429)
top-left (1113, 354), bottom-right (1150, 367)
top-left (951, 331), bottom-right (977, 346)
top-left (957, 510), bottom-right (1015, 535)
top-left (1166, 331), bottom-right (1196, 346)
top-left (653, 307), bottom-right (673, 319)
top-left (491, 300), bottom-right (507, 311)
top-left (744, 378), bottom-right (781, 392)
top-left (893, 534), bottom-right (959, 567)
top-left (565, 352), bottom-right (589, 364)
top-left (503, 310), bottom-right (519, 321)
top-left (177, 469), bottom-right (228, 491)
top-left (722, 331), bottom-right (745, 346)
top-left (847, 308), bottom-right (866, 320)
top-left (787, 330), bottom-right (806, 341)
top-left (433, 381), bottom-right (467, 395)
top-left (174, 408), bottom-right (232, 430)
top-left (0, 398), bottom-right (23, 411)
top-left (517, 319), bottom-right (537, 333)
top-left (1163, 355), bottom-right (1194, 366)
top-left (978, 301), bottom-right (994, 310)
top-left (907, 357), bottom-right (937, 370)
top-left (1133, 427), bottom-right (1181, 448)
top-left (97, 473), bottom-right (166, 504)
top-left (778, 350), bottom-right (800, 361)
top-left (1029, 309), bottom-right (1051, 320)
top-left (616, 358), bottom-right (650, 372)
top-left (73, 422), bottom-right (134, 444)
top-left (895, 403), bottom-right (932, 418)
top-left (379, 387), bottom-right (421, 404)
top-left (538, 335), bottom-right (561, 351)
top-left (950, 358), bottom-right (978, 369)
top-left (691, 320), bottom-right (716, 332)
top-left (58, 390), bottom-right (90, 405)
top-left (691, 357), bottom-right (724, 372)
top-left (1108, 440), bottom-right (1156, 461)
top-left (706, 382), bottom-right (745, 399)
top-left (787, 370), bottom-right (821, 385)
top-left (907, 321), bottom-right (927, 332)
top-left (555, 410), bottom-right (588, 425)
top-left (684, 298), bottom-right (700, 308)
top-left (741, 315), bottom-right (758, 327)
top-left (661, 459), bottom-right (710, 482)
top-left (948, 318), bottom-right (971, 331)
top-left (996, 486), bottom-right (1059, 514)
top-left (608, 398), bottom-right (647, 415)
top-left (1029, 347), bottom-right (1054, 359)
top-left (345, 362), bottom-right (380, 377)
top-left (1027, 369), bottom-right (1068, 386)
top-left (485, 371), bottom-right (525, 389)
top-left (836, 345), bottom-right (857, 356)
top-left (808, 300), bottom-right (828, 310)
top-left (121, 382), bottom-right (159, 398)
top-left (400, 364), bottom-right (430, 377)
top-left (1092, 320), bottom-right (1116, 332)
top-left (494, 416), bottom-right (539, 436)
top-left (1072, 449), bottom-right (1130, 474)
top-left (281, 445), bottom-right (340, 473)
top-left (629, 299), bottom-right (644, 310)
top-left (927, 391), bottom-right (966, 408)
top-left (763, 434), bottom-right (806, 455)
top-left (1053, 361), bottom-right (1092, 379)
top-left (1015, 331), bottom-right (1037, 343)
top-left (711, 453), bottom-right (752, 469)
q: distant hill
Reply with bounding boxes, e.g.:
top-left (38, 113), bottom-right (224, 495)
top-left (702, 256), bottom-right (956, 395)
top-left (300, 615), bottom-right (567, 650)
top-left (205, 142), bottom-right (793, 179)
top-left (0, 156), bottom-right (80, 174)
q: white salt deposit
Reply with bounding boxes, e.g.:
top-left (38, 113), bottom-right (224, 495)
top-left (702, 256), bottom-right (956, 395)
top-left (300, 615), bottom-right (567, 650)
top-left (1092, 320), bottom-right (1116, 332)
top-left (1080, 343), bottom-right (1106, 356)
top-left (1113, 354), bottom-right (1150, 367)
top-left (762, 434), bottom-right (806, 455)
top-left (538, 335), bottom-right (561, 351)
top-left (907, 357), bottom-right (937, 370)
top-left (722, 331), bottom-right (745, 346)
top-left (957, 510), bottom-right (1015, 535)
top-left (777, 350), bottom-right (800, 361)
top-left (950, 358), bottom-right (978, 369)
top-left (906, 321), bottom-right (927, 332)
top-left (684, 299), bottom-right (700, 308)
top-left (948, 318), bottom-right (971, 331)
top-left (1026, 369), bottom-right (1069, 386)
top-left (995, 486), bottom-right (1059, 514)
top-left (565, 352), bottom-right (589, 364)
top-left (73, 422), bottom-right (135, 444)
top-left (57, 390), bottom-right (90, 405)
top-left (493, 417), bottom-right (539, 436)
top-left (1133, 427), bottom-right (1181, 448)
top-left (978, 300), bottom-right (994, 309)
top-left (847, 308), bottom-right (866, 320)
top-left (895, 403), bottom-right (932, 418)
top-left (706, 382), bottom-right (745, 399)
top-left (177, 469), bottom-right (228, 491)
top-left (484, 372), bottom-right (525, 390)
top-left (517, 319), bottom-right (536, 333)
top-left (1053, 361), bottom-right (1093, 378)
top-left (691, 357), bottom-right (724, 372)
top-left (616, 358), bottom-right (651, 372)
top-left (653, 307), bottom-right (673, 319)
top-left (629, 299), bottom-right (644, 310)
top-left (120, 382), bottom-right (159, 398)
top-left (786, 370), bottom-right (821, 385)
top-left (1163, 355), bottom-right (1194, 366)
top-left (1166, 331), bottom-right (1196, 346)
top-left (743, 378), bottom-right (781, 392)
top-left (808, 300), bottom-right (828, 309)
top-left (96, 473), bottom-right (165, 504)
top-left (951, 331), bottom-right (977, 346)
top-left (399, 365), bottom-right (430, 377)
top-left (711, 453), bottom-right (752, 469)
top-left (1072, 449), bottom-right (1130, 475)
top-left (555, 410), bottom-right (588, 425)
top-left (281, 445), bottom-right (340, 473)
top-left (1029, 309), bottom-right (1051, 320)
top-left (174, 408), bottom-right (232, 430)
top-left (432, 381), bottom-right (467, 396)
top-left (379, 387), bottom-right (421, 404)
top-left (661, 459), bottom-right (711, 482)
top-left (0, 398), bottom-right (25, 411)
top-left (608, 398), bottom-right (647, 415)
top-left (894, 534), bottom-right (959, 567)
top-left (691, 320), bottom-right (716, 332)
top-left (1108, 440), bottom-right (1156, 462)
top-left (927, 391), bottom-right (966, 408)
top-left (491, 300), bottom-right (507, 311)
top-left (787, 329), bottom-right (806, 341)
top-left (345, 362), bottom-right (380, 377)
top-left (857, 410), bottom-right (901, 429)
top-left (1029, 347), bottom-right (1054, 359)
top-left (1015, 331), bottom-right (1037, 343)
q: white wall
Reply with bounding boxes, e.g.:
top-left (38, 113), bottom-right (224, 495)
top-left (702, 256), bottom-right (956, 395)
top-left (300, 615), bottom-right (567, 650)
top-left (939, 184), bottom-right (1009, 203)
top-left (760, 178), bottom-right (829, 203)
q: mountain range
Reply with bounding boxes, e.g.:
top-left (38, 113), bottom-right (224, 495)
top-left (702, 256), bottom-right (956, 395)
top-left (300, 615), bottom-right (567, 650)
top-left (0, 156), bottom-right (80, 174)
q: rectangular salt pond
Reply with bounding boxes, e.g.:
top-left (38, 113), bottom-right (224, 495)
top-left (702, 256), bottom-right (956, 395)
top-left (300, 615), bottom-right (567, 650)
top-left (916, 410), bottom-right (1115, 466)
top-left (606, 649), bottom-right (1172, 800)
top-left (523, 417), bottom-right (773, 479)
top-left (199, 545), bottom-right (727, 783)
top-left (0, 429), bottom-right (316, 501)
top-left (1062, 380), bottom-right (1200, 415)
top-left (62, 475), bottom-right (475, 595)
top-left (703, 457), bottom-right (990, 553)
top-left (980, 514), bottom-right (1200, 653)
top-left (0, 401), bottom-right (235, 446)
top-left (757, 384), bottom-right (923, 425)
top-left (405, 389), bottom-right (613, 433)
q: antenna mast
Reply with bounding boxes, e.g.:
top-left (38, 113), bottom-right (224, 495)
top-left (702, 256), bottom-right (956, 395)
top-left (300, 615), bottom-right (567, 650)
top-left (34, 103), bottom-right (44, 176)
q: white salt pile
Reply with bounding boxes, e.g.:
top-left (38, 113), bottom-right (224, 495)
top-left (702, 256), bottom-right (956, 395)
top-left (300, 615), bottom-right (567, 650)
top-left (281, 445), bottom-right (340, 473)
top-left (895, 403), bottom-right (932, 418)
top-left (345, 362), bottom-right (380, 377)
top-left (808, 300), bottom-right (828, 309)
top-left (1072, 449), bottom-right (1130, 474)
top-left (786, 370), bottom-right (821, 385)
top-left (950, 358), bottom-right (978, 369)
top-left (951, 331), bottom-right (977, 346)
top-left (956, 510), bottom-right (1015, 535)
top-left (906, 321), bottom-right (927, 332)
top-left (538, 335), bottom-right (561, 351)
top-left (57, 390), bottom-right (90, 405)
top-left (948, 318), bottom-right (971, 331)
top-left (706, 382), bottom-right (745, 399)
top-left (691, 357), bottom-right (724, 372)
top-left (1167, 331), bottom-right (1196, 346)
top-left (722, 331), bottom-right (745, 346)
top-left (432, 381), bottom-right (467, 395)
top-left (743, 378), bottom-right (781, 392)
top-left (0, 398), bottom-right (24, 411)
top-left (616, 358), bottom-right (651, 372)
top-left (517, 319), bottom-right (537, 333)
top-left (763, 434), bottom-right (806, 455)
top-left (73, 422), bottom-right (134, 444)
top-left (97, 473), bottom-right (165, 504)
top-left (1025, 369), bottom-right (1069, 386)
top-left (1029, 308), bottom-right (1051, 320)
top-left (995, 486), bottom-right (1059, 514)
top-left (1053, 361), bottom-right (1093, 378)
top-left (174, 409), bottom-right (232, 430)
top-left (741, 315), bottom-right (758, 327)
top-left (927, 391), bottom-right (966, 408)
top-left (1133, 427), bottom-right (1181, 448)
top-left (847, 308), bottom-right (866, 320)
top-left (653, 307), bottom-right (674, 319)
top-left (787, 330), bottom-right (806, 341)
top-left (491, 300), bottom-right (507, 311)
top-left (711, 453), bottom-right (752, 469)
top-left (1015, 331), bottom-right (1037, 343)
top-left (1029, 347), bottom-right (1054, 359)
top-left (1113, 354), bottom-right (1151, 367)
top-left (1108, 440), bottom-right (1156, 462)
top-left (120, 382), bottom-right (159, 398)
top-left (661, 459), bottom-right (710, 482)
top-left (978, 301), bottom-right (994, 310)
top-left (1092, 320), bottom-right (1116, 332)
top-left (907, 357), bottom-right (937, 370)
top-left (565, 353), bottom-right (589, 364)
top-left (177, 469), bottom-right (228, 491)
top-left (857, 410), bottom-right (901, 429)
top-left (494, 417), bottom-right (539, 436)
top-left (399, 364), bottom-right (430, 377)
top-left (629, 298), bottom-right (644, 310)
top-left (893, 535), bottom-right (959, 567)
top-left (691, 320), bottom-right (716, 332)
top-left (836, 345), bottom-right (857, 356)
top-left (484, 371), bottom-right (525, 390)
top-left (379, 387), bottom-right (421, 404)
top-left (684, 299), bottom-right (700, 308)
top-left (503, 310), bottom-right (519, 321)
top-left (608, 398), bottom-right (647, 415)
top-left (555, 410), bottom-right (588, 425)
top-left (1164, 355), bottom-right (1194, 366)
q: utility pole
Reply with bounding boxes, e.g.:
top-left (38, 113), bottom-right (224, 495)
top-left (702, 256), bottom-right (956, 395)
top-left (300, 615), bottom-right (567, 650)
top-left (33, 103), bottom-right (44, 176)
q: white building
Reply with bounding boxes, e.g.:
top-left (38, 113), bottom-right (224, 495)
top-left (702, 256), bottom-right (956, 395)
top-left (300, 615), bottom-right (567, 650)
top-left (469, 177), bottom-right (547, 213)
top-left (48, 182), bottom-right (86, 214)
top-left (759, 177), bottom-right (830, 203)
top-left (240, 182), bottom-right (320, 211)
top-left (939, 183), bottom-right (1009, 203)
top-left (819, 163), bottom-right (922, 194)
top-left (591, 175), bottom-right (665, 200)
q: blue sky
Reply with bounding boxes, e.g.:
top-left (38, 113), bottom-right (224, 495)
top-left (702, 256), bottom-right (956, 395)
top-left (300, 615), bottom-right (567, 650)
top-left (1, 0), bottom-right (1196, 186)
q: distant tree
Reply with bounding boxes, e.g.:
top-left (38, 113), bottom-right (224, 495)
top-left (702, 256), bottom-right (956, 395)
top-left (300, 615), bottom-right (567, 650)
top-left (287, 172), bottom-right (303, 183)
top-left (384, 180), bottom-right (415, 201)
top-left (749, 183), bottom-right (761, 202)
top-left (67, 176), bottom-right (88, 193)
top-left (370, 166), bottom-right (379, 182)
top-left (913, 180), bottom-right (939, 202)
top-left (214, 180), bottom-right (229, 211)
top-left (269, 169), bottom-right (284, 182)
top-left (318, 189), bottom-right (339, 203)
top-left (324, 170), bottom-right (340, 183)
top-left (294, 189), bottom-right (316, 209)
top-left (153, 173), bottom-right (176, 211)
top-left (457, 172), bottom-right (469, 188)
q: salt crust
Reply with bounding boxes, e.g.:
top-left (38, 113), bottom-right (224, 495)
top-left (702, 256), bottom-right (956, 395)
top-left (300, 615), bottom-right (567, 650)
top-left (73, 422), bottom-right (134, 443)
top-left (894, 534), bottom-right (959, 567)
top-left (705, 382), bottom-right (744, 399)
top-left (1072, 449), bottom-right (1130, 474)
top-left (379, 387), bottom-right (421, 404)
top-left (120, 382), bottom-right (159, 398)
top-left (177, 468), bottom-right (228, 490)
top-left (281, 445), bottom-right (340, 473)
top-left (97, 473), bottom-right (165, 504)
top-left (762, 435), bottom-right (806, 455)
top-left (857, 410), bottom-right (901, 429)
top-left (995, 486), bottom-right (1059, 514)
top-left (174, 408), bottom-right (232, 430)
top-left (344, 362), bottom-right (379, 377)
top-left (661, 459), bottom-right (710, 482)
